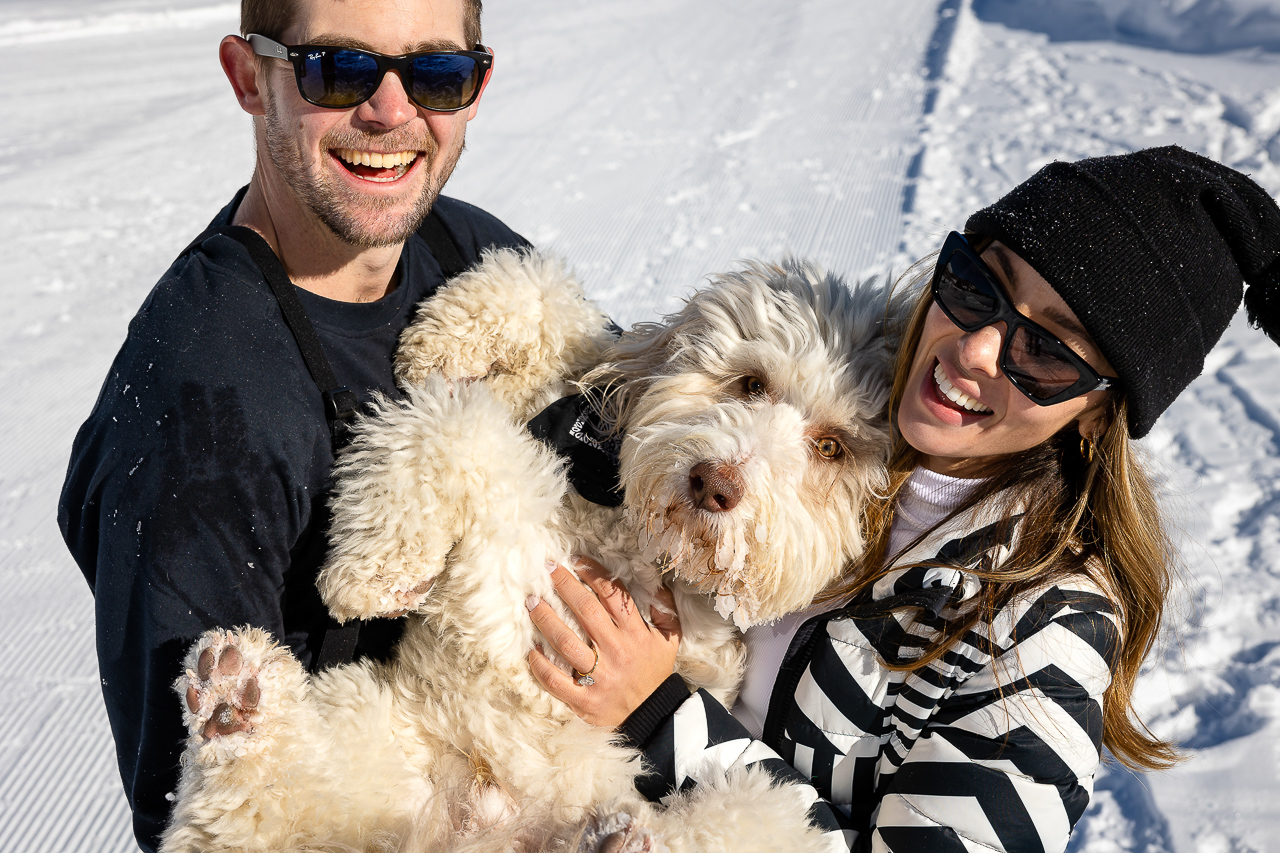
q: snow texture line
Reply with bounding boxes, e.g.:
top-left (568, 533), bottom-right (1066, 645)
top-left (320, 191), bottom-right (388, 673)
top-left (0, 3), bottom-right (237, 47)
top-left (900, 0), bottom-right (965, 246)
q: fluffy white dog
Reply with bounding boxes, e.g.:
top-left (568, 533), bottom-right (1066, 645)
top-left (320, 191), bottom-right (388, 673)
top-left (159, 250), bottom-right (903, 853)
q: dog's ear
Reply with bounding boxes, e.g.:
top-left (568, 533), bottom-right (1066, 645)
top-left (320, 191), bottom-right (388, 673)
top-left (578, 310), bottom-right (699, 430)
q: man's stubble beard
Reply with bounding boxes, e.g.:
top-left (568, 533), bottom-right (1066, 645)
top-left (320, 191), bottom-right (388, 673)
top-left (260, 95), bottom-right (464, 249)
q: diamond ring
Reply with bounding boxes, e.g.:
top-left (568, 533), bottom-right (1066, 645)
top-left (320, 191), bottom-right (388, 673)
top-left (573, 644), bottom-right (599, 687)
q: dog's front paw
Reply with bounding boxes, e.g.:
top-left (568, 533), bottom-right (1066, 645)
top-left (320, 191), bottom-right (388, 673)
top-left (395, 249), bottom-right (615, 418)
top-left (321, 375), bottom-right (575, 622)
top-left (176, 627), bottom-right (302, 757)
top-left (318, 383), bottom-right (476, 621)
top-left (185, 638), bottom-right (258, 740)
top-left (579, 812), bottom-right (668, 853)
top-left (320, 555), bottom-right (447, 622)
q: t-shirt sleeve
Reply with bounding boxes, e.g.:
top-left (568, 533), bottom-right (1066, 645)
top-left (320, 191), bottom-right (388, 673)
top-left (58, 252), bottom-right (327, 852)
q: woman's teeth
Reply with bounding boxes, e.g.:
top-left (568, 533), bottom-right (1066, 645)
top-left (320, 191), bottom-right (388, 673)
top-left (934, 363), bottom-right (992, 413)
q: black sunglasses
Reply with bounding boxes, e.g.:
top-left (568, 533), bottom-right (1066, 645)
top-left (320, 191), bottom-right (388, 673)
top-left (248, 34), bottom-right (493, 112)
top-left (931, 231), bottom-right (1118, 406)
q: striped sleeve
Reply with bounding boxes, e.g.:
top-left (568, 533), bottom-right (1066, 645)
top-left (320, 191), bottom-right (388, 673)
top-left (632, 685), bottom-right (852, 851)
top-left (871, 589), bottom-right (1120, 853)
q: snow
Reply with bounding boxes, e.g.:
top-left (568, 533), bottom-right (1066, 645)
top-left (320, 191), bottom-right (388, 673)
top-left (973, 0), bottom-right (1280, 53)
top-left (0, 1), bottom-right (1277, 851)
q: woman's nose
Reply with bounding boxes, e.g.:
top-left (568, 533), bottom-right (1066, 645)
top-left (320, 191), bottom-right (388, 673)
top-left (956, 323), bottom-right (1005, 378)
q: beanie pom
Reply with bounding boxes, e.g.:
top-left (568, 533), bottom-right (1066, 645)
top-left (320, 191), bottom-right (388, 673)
top-left (1244, 260), bottom-right (1280, 347)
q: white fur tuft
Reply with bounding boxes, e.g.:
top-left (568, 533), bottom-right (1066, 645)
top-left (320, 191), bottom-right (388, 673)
top-left (395, 248), bottom-right (617, 420)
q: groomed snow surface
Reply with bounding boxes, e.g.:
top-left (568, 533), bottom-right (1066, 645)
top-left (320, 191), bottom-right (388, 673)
top-left (1, 1), bottom-right (1277, 851)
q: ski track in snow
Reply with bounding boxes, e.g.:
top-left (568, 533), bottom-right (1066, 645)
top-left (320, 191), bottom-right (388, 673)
top-left (2, 1), bottom-right (1279, 851)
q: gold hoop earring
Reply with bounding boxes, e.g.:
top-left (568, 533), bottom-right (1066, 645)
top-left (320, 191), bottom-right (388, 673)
top-left (1080, 436), bottom-right (1095, 464)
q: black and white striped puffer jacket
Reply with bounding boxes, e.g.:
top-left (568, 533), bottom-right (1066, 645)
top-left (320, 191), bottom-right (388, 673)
top-left (619, 504), bottom-right (1121, 853)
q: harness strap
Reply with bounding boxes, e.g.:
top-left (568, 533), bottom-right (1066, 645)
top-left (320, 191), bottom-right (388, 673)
top-left (193, 225), bottom-right (362, 447)
top-left (182, 209), bottom-right (470, 672)
top-left (313, 616), bottom-right (363, 672)
top-left (527, 393), bottom-right (624, 507)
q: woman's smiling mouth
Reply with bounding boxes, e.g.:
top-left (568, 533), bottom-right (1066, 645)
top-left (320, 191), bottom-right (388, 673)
top-left (933, 362), bottom-right (992, 414)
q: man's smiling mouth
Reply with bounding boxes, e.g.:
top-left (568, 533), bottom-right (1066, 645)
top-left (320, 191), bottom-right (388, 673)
top-left (332, 148), bottom-right (420, 183)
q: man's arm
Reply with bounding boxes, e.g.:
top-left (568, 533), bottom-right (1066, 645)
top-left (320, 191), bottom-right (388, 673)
top-left (60, 196), bottom-right (527, 850)
top-left (61, 389), bottom-right (325, 850)
top-left (59, 253), bottom-right (329, 852)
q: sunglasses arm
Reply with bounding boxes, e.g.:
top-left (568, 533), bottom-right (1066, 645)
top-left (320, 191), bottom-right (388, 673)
top-left (471, 45), bottom-right (495, 110)
top-left (247, 33), bottom-right (290, 61)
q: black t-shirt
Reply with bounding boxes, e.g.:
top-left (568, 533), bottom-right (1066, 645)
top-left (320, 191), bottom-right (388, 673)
top-left (57, 190), bottom-right (529, 851)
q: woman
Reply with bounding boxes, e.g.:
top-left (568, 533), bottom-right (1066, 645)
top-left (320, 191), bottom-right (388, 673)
top-left (525, 146), bottom-right (1280, 851)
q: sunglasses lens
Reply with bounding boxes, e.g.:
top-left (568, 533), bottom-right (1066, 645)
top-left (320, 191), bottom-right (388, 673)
top-left (297, 48), bottom-right (380, 107)
top-left (408, 54), bottom-right (480, 110)
top-left (1006, 325), bottom-right (1083, 400)
top-left (933, 238), bottom-right (1098, 404)
top-left (936, 252), bottom-right (999, 328)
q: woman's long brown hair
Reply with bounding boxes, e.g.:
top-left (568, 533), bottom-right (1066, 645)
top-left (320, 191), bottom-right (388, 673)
top-left (820, 245), bottom-right (1180, 771)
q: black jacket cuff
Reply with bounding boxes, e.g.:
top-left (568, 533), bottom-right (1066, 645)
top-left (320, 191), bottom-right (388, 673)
top-left (616, 673), bottom-right (690, 750)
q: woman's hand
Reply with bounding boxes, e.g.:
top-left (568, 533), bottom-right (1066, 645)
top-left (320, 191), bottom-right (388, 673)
top-left (527, 556), bottom-right (681, 728)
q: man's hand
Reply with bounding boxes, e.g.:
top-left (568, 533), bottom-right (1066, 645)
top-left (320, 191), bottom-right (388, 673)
top-left (526, 556), bottom-right (681, 728)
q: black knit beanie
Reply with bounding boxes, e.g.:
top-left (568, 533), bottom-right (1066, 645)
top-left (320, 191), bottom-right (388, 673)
top-left (965, 145), bottom-right (1280, 438)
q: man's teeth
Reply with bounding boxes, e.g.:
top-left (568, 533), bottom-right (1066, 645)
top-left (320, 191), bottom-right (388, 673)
top-left (934, 363), bottom-right (992, 413)
top-left (335, 149), bottom-right (418, 168)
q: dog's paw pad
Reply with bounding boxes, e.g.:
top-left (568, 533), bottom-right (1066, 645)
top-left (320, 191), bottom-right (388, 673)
top-left (202, 702), bottom-right (253, 739)
top-left (196, 646), bottom-right (216, 681)
top-left (182, 634), bottom-right (264, 742)
top-left (382, 575), bottom-right (440, 618)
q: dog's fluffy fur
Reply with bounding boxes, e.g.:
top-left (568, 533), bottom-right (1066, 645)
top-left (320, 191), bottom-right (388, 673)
top-left (159, 250), bottom-right (904, 853)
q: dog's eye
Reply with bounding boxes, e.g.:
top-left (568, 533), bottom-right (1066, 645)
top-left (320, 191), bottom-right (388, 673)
top-left (741, 376), bottom-right (766, 396)
top-left (815, 438), bottom-right (843, 459)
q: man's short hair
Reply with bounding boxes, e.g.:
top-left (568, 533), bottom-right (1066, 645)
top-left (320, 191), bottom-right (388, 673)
top-left (241, 0), bottom-right (483, 48)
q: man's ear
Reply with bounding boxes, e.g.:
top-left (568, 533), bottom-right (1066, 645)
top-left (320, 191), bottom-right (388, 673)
top-left (221, 35), bottom-right (267, 117)
top-left (464, 48), bottom-right (494, 121)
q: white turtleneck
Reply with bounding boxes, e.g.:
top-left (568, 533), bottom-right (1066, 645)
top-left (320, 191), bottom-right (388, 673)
top-left (729, 466), bottom-right (983, 738)
top-left (886, 465), bottom-right (984, 560)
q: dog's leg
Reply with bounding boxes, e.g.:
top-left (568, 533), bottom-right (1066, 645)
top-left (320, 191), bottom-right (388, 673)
top-left (395, 249), bottom-right (615, 420)
top-left (668, 586), bottom-right (747, 709)
top-left (161, 627), bottom-right (333, 853)
top-left (163, 627), bottom-right (418, 853)
top-left (319, 377), bottom-right (571, 622)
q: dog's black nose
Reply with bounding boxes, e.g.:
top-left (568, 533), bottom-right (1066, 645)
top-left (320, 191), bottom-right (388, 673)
top-left (689, 462), bottom-right (744, 512)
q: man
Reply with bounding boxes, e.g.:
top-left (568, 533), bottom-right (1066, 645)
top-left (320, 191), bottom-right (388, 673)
top-left (57, 1), bottom-right (528, 849)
